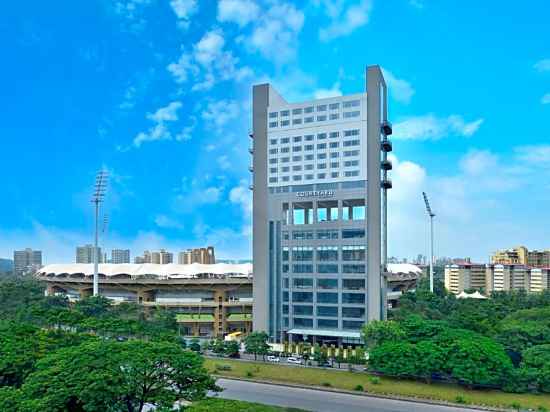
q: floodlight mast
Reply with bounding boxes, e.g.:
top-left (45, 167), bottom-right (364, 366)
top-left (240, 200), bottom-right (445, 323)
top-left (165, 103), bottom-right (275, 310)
top-left (91, 170), bottom-right (108, 296)
top-left (422, 192), bottom-right (435, 293)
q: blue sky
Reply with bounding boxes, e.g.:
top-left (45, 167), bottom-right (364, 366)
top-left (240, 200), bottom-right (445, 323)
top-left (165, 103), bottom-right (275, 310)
top-left (1, 0), bottom-right (549, 263)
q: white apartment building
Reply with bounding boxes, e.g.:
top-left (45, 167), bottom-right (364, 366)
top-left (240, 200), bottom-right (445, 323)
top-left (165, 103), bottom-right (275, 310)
top-left (444, 262), bottom-right (486, 294)
top-left (111, 249), bottom-right (130, 264)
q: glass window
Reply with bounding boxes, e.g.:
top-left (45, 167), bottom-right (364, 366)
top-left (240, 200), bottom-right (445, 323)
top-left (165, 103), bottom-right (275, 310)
top-left (305, 134), bottom-right (314, 141)
top-left (283, 278), bottom-right (289, 289)
top-left (343, 278), bottom-right (365, 290)
top-left (281, 120), bottom-right (290, 126)
top-left (317, 278), bottom-right (338, 289)
top-left (282, 247), bottom-right (289, 261)
top-left (281, 157), bottom-right (290, 163)
top-left (317, 143), bottom-right (327, 149)
top-left (317, 292), bottom-right (338, 304)
top-left (281, 110), bottom-right (290, 116)
top-left (342, 293), bottom-right (365, 304)
top-left (281, 147), bottom-right (290, 153)
top-left (293, 278), bottom-right (313, 289)
top-left (292, 230), bottom-right (314, 240)
top-left (305, 174), bottom-right (314, 180)
top-left (329, 142), bottom-right (339, 148)
top-left (304, 106), bottom-right (314, 113)
top-left (292, 156), bottom-right (302, 162)
top-left (293, 175), bottom-right (302, 181)
top-left (344, 150), bottom-right (359, 157)
top-left (269, 122), bottom-right (278, 128)
top-left (292, 118), bottom-right (302, 125)
top-left (304, 116), bottom-right (314, 123)
top-left (317, 115), bottom-right (327, 121)
top-left (269, 158), bottom-right (278, 164)
top-left (270, 138), bottom-right (277, 144)
top-left (318, 264), bottom-right (339, 273)
top-left (317, 247), bottom-right (338, 261)
top-left (330, 162), bottom-right (339, 168)
top-left (317, 200), bottom-right (338, 222)
top-left (343, 320), bottom-right (364, 330)
top-left (344, 160), bottom-right (359, 167)
top-left (283, 304), bottom-right (289, 314)
top-left (269, 112), bottom-right (278, 118)
top-left (318, 319), bottom-right (338, 329)
top-left (292, 247), bottom-right (313, 261)
top-left (342, 229), bottom-right (365, 239)
top-left (293, 305), bottom-right (313, 315)
top-left (331, 172), bottom-right (339, 178)
top-left (292, 165), bottom-right (302, 172)
top-left (269, 148), bottom-right (278, 154)
top-left (330, 152), bottom-right (339, 158)
top-left (317, 306), bottom-right (338, 317)
top-left (283, 317), bottom-right (289, 327)
top-left (269, 177), bottom-right (277, 183)
top-left (317, 229), bottom-right (338, 240)
top-left (292, 108), bottom-right (303, 115)
top-left (318, 173), bottom-right (326, 179)
top-left (292, 292), bottom-right (313, 303)
top-left (293, 136), bottom-right (302, 142)
top-left (329, 103), bottom-right (340, 110)
top-left (317, 104), bottom-right (327, 111)
top-left (343, 140), bottom-right (360, 147)
top-left (342, 264), bottom-right (365, 274)
top-left (305, 145), bottom-right (314, 151)
top-left (344, 129), bottom-right (360, 137)
top-left (342, 307), bottom-right (365, 318)
top-left (283, 264), bottom-right (289, 273)
top-left (305, 164), bottom-right (314, 170)
top-left (281, 137), bottom-right (290, 144)
top-left (317, 153), bottom-right (327, 160)
top-left (305, 154), bottom-right (314, 161)
top-left (270, 167), bottom-right (277, 173)
top-left (293, 264), bottom-right (314, 273)
top-left (343, 111), bottom-right (360, 118)
top-left (343, 100), bottom-right (360, 108)
top-left (317, 133), bottom-right (327, 140)
top-left (292, 146), bottom-right (302, 152)
top-left (282, 176), bottom-right (290, 182)
top-left (283, 291), bottom-right (289, 302)
top-left (329, 113), bottom-right (339, 120)
top-left (317, 163), bottom-right (327, 169)
top-left (342, 245), bottom-right (365, 261)
top-left (282, 166), bottom-right (290, 172)
top-left (342, 199), bottom-right (365, 221)
top-left (282, 231), bottom-right (289, 240)
top-left (329, 132), bottom-right (339, 139)
top-left (294, 318), bottom-right (313, 327)
top-left (344, 170), bottom-right (359, 177)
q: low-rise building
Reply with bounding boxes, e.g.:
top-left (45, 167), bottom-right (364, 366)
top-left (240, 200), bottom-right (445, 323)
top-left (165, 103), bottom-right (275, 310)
top-left (492, 246), bottom-right (550, 268)
top-left (486, 264), bottom-right (530, 293)
top-left (36, 263), bottom-right (252, 338)
top-left (444, 262), bottom-right (486, 294)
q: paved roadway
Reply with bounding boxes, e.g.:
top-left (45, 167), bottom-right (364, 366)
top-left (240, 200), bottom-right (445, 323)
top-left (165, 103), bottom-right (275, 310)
top-left (215, 379), bottom-right (483, 412)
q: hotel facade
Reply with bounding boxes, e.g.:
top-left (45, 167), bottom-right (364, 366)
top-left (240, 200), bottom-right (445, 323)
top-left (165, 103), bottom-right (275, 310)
top-left (251, 66), bottom-right (391, 344)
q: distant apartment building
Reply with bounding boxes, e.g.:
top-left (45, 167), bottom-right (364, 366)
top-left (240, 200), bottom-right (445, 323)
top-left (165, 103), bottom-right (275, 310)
top-left (444, 262), bottom-right (486, 294)
top-left (486, 264), bottom-right (530, 293)
top-left (492, 246), bottom-right (550, 268)
top-left (178, 247), bottom-right (215, 264)
top-left (151, 249), bottom-right (173, 264)
top-left (529, 268), bottom-right (550, 293)
top-left (76, 245), bottom-right (103, 264)
top-left (111, 249), bottom-right (130, 264)
top-left (13, 248), bottom-right (42, 275)
top-left (134, 250), bottom-right (152, 264)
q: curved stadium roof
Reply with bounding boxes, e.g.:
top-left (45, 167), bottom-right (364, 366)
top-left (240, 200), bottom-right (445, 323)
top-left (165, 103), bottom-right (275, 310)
top-left (37, 263), bottom-right (253, 279)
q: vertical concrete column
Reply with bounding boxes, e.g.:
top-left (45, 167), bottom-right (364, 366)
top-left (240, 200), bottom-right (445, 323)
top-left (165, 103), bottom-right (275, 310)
top-left (214, 289), bottom-right (226, 337)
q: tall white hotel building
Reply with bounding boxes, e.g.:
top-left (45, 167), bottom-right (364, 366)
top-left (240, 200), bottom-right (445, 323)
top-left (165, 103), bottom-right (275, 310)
top-left (251, 66), bottom-right (392, 344)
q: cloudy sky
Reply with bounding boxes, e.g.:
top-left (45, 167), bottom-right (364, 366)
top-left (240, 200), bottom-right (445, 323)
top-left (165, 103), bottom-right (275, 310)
top-left (1, 0), bottom-right (549, 263)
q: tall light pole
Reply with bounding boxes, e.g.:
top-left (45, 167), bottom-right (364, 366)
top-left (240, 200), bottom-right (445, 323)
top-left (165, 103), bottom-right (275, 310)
top-left (102, 213), bottom-right (109, 264)
top-left (422, 192), bottom-right (435, 293)
top-left (92, 170), bottom-right (108, 296)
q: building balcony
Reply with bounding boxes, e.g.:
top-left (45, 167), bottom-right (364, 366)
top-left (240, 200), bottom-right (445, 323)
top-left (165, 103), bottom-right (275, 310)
top-left (381, 120), bottom-right (393, 136)
top-left (381, 139), bottom-right (392, 152)
top-left (381, 159), bottom-right (393, 171)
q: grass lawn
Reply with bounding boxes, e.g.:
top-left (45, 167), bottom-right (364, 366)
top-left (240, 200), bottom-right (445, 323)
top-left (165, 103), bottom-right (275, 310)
top-left (205, 358), bottom-right (550, 411)
top-left (187, 398), bottom-right (307, 411)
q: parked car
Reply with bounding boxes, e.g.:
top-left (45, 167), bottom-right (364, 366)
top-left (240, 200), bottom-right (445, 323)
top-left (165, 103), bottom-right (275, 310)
top-left (319, 361), bottom-right (332, 368)
top-left (287, 357), bottom-right (302, 365)
top-left (267, 355), bottom-right (280, 363)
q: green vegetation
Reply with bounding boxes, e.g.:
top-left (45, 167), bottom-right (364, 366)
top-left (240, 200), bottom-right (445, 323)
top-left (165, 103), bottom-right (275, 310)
top-left (358, 279), bottom-right (550, 394)
top-left (244, 331), bottom-right (270, 361)
top-left (187, 398), bottom-right (308, 412)
top-left (205, 358), bottom-right (550, 409)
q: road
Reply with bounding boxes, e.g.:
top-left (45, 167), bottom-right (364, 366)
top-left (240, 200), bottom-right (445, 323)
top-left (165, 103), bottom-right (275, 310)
top-left (215, 379), bottom-right (483, 412)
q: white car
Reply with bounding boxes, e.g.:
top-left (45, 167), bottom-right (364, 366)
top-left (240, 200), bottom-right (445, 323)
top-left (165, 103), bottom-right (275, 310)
top-left (286, 357), bottom-right (302, 365)
top-left (267, 355), bottom-right (280, 363)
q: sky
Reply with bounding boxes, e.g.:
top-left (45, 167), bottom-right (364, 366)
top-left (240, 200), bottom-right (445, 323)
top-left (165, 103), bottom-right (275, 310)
top-left (1, 0), bottom-right (549, 264)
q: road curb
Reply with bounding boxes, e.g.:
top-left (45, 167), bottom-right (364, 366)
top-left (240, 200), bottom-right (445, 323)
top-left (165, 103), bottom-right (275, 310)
top-left (213, 376), bottom-right (513, 412)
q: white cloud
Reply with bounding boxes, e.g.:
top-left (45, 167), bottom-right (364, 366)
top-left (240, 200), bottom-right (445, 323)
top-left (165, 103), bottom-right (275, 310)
top-left (393, 114), bottom-right (484, 140)
top-left (409, 0), bottom-right (424, 8)
top-left (317, 0), bottom-right (372, 41)
top-left (229, 180), bottom-right (252, 216)
top-left (217, 0), bottom-right (259, 27)
top-left (313, 82), bottom-right (343, 99)
top-left (534, 59), bottom-right (550, 72)
top-left (515, 144), bottom-right (550, 166)
top-left (217, 155), bottom-right (231, 170)
top-left (541, 93), bottom-right (550, 104)
top-left (459, 150), bottom-right (498, 176)
top-left (154, 214), bottom-right (184, 230)
top-left (170, 0), bottom-right (197, 29)
top-left (167, 29), bottom-right (253, 90)
top-left (202, 100), bottom-right (240, 129)
top-left (133, 101), bottom-right (187, 147)
top-left (248, 2), bottom-right (304, 63)
top-left (381, 68), bottom-right (415, 104)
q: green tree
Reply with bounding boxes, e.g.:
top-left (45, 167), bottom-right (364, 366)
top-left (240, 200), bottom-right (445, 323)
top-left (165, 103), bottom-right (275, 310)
top-left (189, 338), bottom-right (201, 352)
top-left (361, 320), bottom-right (405, 349)
top-left (244, 332), bottom-right (270, 361)
top-left (17, 340), bottom-right (219, 411)
top-left (521, 345), bottom-right (550, 392)
top-left (74, 295), bottom-right (112, 317)
top-left (224, 340), bottom-right (240, 358)
top-left (212, 339), bottom-right (226, 355)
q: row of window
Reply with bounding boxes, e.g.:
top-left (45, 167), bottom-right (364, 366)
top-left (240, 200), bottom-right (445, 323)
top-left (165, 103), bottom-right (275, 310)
top-left (286, 318), bottom-right (364, 330)
top-left (283, 246), bottom-right (366, 262)
top-left (283, 291), bottom-right (366, 304)
top-left (285, 228), bottom-right (365, 240)
top-left (269, 129), bottom-right (359, 145)
top-left (283, 304), bottom-right (365, 318)
top-left (269, 160), bottom-right (359, 173)
top-left (269, 100), bottom-right (360, 119)
top-left (283, 264), bottom-right (366, 274)
top-left (283, 277), bottom-right (365, 290)
top-left (268, 150), bottom-right (359, 165)
top-left (269, 171), bottom-right (359, 183)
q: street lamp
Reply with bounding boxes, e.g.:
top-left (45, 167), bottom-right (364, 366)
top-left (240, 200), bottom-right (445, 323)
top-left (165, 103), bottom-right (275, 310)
top-left (91, 170), bottom-right (108, 296)
top-left (422, 192), bottom-right (435, 293)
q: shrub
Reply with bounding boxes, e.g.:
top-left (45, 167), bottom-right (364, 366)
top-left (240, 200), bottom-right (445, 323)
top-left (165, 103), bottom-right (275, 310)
top-left (245, 371), bottom-right (254, 378)
top-left (354, 384), bottom-right (364, 391)
top-left (369, 376), bottom-right (380, 385)
top-left (321, 382), bottom-right (331, 387)
top-left (214, 364), bottom-right (232, 371)
top-left (455, 395), bottom-right (466, 404)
